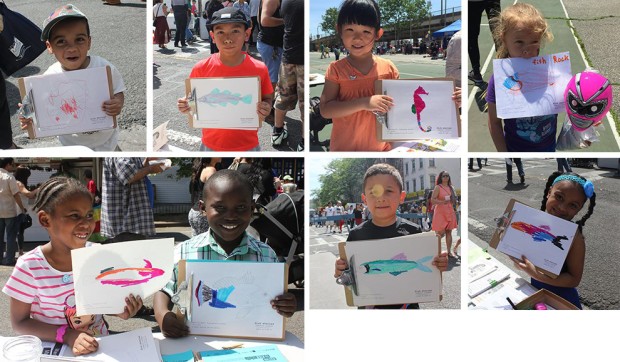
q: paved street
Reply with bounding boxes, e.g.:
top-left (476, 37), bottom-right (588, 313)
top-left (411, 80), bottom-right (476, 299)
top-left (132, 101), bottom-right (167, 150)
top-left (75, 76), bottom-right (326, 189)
top-left (153, 39), bottom-right (303, 151)
top-left (0, 218), bottom-right (304, 343)
top-left (4, 0), bottom-right (147, 151)
top-left (468, 157), bottom-right (620, 309)
top-left (309, 224), bottom-right (461, 310)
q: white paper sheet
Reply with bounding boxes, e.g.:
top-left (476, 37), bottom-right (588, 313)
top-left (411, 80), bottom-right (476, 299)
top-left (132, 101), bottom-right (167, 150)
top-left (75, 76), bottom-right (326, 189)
top-left (69, 327), bottom-right (161, 362)
top-left (379, 79), bottom-right (459, 140)
top-left (493, 51), bottom-right (572, 118)
top-left (72, 238), bottom-right (174, 315)
top-left (23, 67), bottom-right (115, 138)
top-left (189, 77), bottom-right (260, 129)
top-left (344, 232), bottom-right (442, 306)
top-left (185, 260), bottom-right (285, 340)
top-left (496, 202), bottom-right (578, 276)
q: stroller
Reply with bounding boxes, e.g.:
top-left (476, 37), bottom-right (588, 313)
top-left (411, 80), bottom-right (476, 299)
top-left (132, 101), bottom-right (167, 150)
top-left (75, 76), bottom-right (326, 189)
top-left (309, 96), bottom-right (332, 147)
top-left (251, 190), bottom-right (304, 288)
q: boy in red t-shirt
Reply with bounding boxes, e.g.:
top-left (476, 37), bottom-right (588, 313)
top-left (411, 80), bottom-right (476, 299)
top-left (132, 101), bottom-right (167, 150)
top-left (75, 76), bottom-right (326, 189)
top-left (177, 8), bottom-right (273, 151)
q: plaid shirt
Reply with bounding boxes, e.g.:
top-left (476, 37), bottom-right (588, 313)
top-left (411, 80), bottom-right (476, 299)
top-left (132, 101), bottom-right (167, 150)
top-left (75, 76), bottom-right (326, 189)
top-left (101, 158), bottom-right (155, 238)
top-left (162, 230), bottom-right (278, 297)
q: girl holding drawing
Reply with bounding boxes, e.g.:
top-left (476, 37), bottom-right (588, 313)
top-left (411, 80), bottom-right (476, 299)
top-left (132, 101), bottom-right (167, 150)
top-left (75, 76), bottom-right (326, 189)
top-left (511, 171), bottom-right (596, 309)
top-left (486, 3), bottom-right (557, 152)
top-left (2, 177), bottom-right (143, 356)
top-left (430, 171), bottom-right (458, 259)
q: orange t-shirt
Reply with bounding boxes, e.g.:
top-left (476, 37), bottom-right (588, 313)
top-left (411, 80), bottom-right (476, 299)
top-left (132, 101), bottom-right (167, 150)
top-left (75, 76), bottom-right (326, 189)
top-left (189, 53), bottom-right (274, 151)
top-left (324, 56), bottom-right (399, 151)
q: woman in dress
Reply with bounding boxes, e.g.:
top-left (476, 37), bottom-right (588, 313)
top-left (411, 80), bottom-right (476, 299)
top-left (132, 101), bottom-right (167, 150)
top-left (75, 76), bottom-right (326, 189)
top-left (153, 0), bottom-right (171, 49)
top-left (431, 170), bottom-right (458, 258)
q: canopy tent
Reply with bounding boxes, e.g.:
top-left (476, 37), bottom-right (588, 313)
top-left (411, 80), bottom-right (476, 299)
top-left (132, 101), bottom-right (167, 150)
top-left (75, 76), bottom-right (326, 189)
top-left (432, 19), bottom-right (461, 38)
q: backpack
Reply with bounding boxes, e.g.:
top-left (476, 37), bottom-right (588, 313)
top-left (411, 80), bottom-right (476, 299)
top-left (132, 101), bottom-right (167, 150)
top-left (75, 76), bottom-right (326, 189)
top-left (250, 191), bottom-right (304, 256)
top-left (309, 96), bottom-right (331, 132)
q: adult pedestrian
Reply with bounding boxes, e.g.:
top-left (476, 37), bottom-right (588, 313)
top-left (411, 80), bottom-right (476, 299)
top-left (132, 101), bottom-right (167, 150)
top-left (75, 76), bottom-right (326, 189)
top-left (171, 0), bottom-right (191, 48)
top-left (271, 0), bottom-right (304, 150)
top-left (353, 204), bottom-right (363, 226)
top-left (431, 171), bottom-right (458, 258)
top-left (557, 158), bottom-right (572, 173)
top-left (257, 0), bottom-right (284, 90)
top-left (335, 200), bottom-right (345, 233)
top-left (153, 0), bottom-right (171, 49)
top-left (13, 167), bottom-right (37, 257)
top-left (101, 158), bottom-right (164, 243)
top-left (249, 0), bottom-right (260, 47)
top-left (234, 0), bottom-right (251, 52)
top-left (188, 158), bottom-right (220, 237)
top-left (205, 0), bottom-right (224, 53)
top-left (505, 158), bottom-right (525, 184)
top-left (0, 158), bottom-right (26, 265)
top-left (468, 158), bottom-right (482, 170)
top-left (468, 0), bottom-right (501, 87)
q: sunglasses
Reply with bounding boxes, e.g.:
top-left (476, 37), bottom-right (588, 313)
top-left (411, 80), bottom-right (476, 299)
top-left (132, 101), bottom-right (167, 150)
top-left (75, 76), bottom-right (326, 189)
top-left (442, 175), bottom-right (450, 178)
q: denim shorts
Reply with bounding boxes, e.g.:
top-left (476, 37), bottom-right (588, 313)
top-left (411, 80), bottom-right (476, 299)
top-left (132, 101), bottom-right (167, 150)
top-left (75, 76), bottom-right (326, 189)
top-left (256, 40), bottom-right (282, 84)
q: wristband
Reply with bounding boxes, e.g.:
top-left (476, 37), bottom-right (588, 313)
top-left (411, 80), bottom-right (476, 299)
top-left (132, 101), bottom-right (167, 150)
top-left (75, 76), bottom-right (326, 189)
top-left (56, 324), bottom-right (69, 344)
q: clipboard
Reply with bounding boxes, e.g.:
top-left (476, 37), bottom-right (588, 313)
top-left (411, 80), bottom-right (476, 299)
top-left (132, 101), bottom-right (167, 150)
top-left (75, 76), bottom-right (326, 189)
top-left (337, 233), bottom-right (442, 307)
top-left (177, 259), bottom-right (287, 341)
top-left (374, 78), bottom-right (460, 141)
top-left (489, 199), bottom-right (578, 279)
top-left (185, 76), bottom-right (262, 130)
top-left (153, 121), bottom-right (169, 151)
top-left (18, 66), bottom-right (116, 139)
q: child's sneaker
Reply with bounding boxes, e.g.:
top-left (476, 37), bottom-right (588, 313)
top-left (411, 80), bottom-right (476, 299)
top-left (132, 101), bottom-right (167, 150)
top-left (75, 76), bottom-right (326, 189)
top-left (272, 127), bottom-right (288, 146)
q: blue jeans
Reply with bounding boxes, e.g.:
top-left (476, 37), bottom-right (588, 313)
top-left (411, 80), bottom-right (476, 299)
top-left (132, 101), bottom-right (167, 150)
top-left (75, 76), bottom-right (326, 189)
top-left (256, 40), bottom-right (282, 84)
top-left (0, 216), bottom-right (18, 264)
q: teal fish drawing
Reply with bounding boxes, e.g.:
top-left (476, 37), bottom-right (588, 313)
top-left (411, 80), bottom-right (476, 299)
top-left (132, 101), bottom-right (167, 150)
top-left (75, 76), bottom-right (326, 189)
top-left (361, 253), bottom-right (433, 276)
top-left (198, 88), bottom-right (252, 107)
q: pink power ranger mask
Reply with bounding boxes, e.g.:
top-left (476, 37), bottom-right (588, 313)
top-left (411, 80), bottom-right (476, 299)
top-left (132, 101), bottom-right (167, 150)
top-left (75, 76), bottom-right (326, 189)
top-left (564, 71), bottom-right (613, 131)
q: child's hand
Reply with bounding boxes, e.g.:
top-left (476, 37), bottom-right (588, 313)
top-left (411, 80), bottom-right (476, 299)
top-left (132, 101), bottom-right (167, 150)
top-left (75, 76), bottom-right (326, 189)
top-left (178, 97), bottom-right (191, 114)
top-left (367, 95), bottom-right (394, 113)
top-left (19, 115), bottom-right (32, 130)
top-left (433, 251), bottom-right (449, 272)
top-left (67, 330), bottom-right (98, 356)
top-left (161, 311), bottom-right (189, 338)
top-left (256, 101), bottom-right (272, 123)
top-left (511, 255), bottom-right (538, 277)
top-left (102, 94), bottom-right (124, 117)
top-left (116, 294), bottom-right (143, 320)
top-left (452, 87), bottom-right (461, 108)
top-left (270, 292), bottom-right (296, 317)
top-left (334, 257), bottom-right (348, 278)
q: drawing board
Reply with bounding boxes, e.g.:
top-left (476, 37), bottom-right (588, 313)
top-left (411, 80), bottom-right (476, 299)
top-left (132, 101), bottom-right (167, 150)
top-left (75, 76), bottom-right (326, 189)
top-left (72, 238), bottom-right (174, 315)
top-left (180, 260), bottom-right (287, 340)
top-left (153, 121), bottom-right (169, 151)
top-left (493, 51), bottom-right (572, 119)
top-left (186, 77), bottom-right (260, 129)
top-left (489, 199), bottom-right (578, 278)
top-left (375, 79), bottom-right (459, 141)
top-left (338, 232), bottom-right (442, 306)
top-left (18, 66), bottom-right (116, 139)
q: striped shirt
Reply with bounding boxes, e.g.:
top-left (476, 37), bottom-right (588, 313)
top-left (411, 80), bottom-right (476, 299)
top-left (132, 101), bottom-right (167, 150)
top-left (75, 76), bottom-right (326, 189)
top-left (101, 158), bottom-right (155, 238)
top-left (2, 245), bottom-right (108, 336)
top-left (162, 230), bottom-right (278, 297)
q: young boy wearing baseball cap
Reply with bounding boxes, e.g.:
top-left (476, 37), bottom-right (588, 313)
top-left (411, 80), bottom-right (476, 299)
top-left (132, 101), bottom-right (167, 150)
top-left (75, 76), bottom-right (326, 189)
top-left (20, 4), bottom-right (126, 151)
top-left (177, 7), bottom-right (273, 151)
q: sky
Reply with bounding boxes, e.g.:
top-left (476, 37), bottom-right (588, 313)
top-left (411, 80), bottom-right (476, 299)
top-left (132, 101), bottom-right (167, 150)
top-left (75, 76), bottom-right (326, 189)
top-left (309, 0), bottom-right (461, 38)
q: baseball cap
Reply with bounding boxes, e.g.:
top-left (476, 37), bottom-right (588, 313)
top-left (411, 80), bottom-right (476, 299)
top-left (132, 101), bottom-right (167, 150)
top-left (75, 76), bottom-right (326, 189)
top-left (208, 7), bottom-right (250, 30)
top-left (283, 175), bottom-right (294, 181)
top-left (41, 4), bottom-right (88, 41)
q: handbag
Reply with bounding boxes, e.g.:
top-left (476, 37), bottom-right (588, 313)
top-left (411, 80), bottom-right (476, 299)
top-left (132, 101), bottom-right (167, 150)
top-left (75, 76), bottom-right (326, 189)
top-left (22, 213), bottom-right (32, 229)
top-left (0, 2), bottom-right (46, 76)
top-left (153, 4), bottom-right (161, 27)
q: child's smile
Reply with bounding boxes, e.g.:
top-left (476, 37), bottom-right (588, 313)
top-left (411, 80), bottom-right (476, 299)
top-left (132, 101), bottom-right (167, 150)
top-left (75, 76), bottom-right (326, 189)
top-left (42, 194), bottom-right (94, 250)
top-left (546, 181), bottom-right (586, 221)
top-left (46, 20), bottom-right (91, 71)
top-left (362, 174), bottom-right (405, 227)
top-left (339, 24), bottom-right (381, 57)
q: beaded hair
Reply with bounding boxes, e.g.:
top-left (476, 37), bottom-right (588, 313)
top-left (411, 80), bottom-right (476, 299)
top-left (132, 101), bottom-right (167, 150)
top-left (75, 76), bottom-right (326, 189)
top-left (33, 177), bottom-right (92, 214)
top-left (540, 171), bottom-right (596, 232)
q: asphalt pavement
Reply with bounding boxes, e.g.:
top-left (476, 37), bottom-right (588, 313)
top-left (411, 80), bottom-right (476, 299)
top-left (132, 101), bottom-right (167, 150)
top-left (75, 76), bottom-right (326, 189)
top-left (0, 216), bottom-right (304, 343)
top-left (4, 0), bottom-right (147, 151)
top-left (153, 39), bottom-right (303, 152)
top-left (309, 224), bottom-right (461, 310)
top-left (467, 157), bottom-right (620, 309)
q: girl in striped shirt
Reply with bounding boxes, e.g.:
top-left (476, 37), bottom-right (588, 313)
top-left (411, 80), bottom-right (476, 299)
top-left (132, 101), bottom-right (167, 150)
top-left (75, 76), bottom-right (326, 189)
top-left (3, 177), bottom-right (143, 356)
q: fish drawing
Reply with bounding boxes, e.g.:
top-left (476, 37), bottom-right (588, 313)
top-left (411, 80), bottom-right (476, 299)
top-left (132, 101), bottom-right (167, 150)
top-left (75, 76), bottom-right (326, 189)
top-left (96, 259), bottom-right (165, 287)
top-left (197, 88), bottom-right (252, 107)
top-left (510, 221), bottom-right (568, 250)
top-left (193, 272), bottom-right (265, 320)
top-left (361, 253), bottom-right (433, 276)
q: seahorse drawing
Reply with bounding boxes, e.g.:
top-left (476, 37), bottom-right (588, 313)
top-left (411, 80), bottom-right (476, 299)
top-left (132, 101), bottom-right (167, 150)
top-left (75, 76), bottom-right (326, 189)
top-left (411, 86), bottom-right (431, 132)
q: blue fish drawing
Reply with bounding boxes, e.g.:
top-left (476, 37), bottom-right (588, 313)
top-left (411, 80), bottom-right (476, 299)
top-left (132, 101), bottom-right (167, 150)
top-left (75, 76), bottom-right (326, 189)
top-left (197, 88), bottom-right (252, 107)
top-left (195, 280), bottom-right (237, 309)
top-left (361, 253), bottom-right (433, 276)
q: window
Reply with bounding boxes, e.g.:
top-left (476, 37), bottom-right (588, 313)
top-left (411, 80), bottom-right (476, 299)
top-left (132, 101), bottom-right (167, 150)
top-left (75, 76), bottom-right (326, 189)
top-left (413, 179), bottom-right (417, 192)
top-left (406, 181), bottom-right (410, 193)
top-left (412, 160), bottom-right (416, 171)
top-left (419, 159), bottom-right (424, 169)
top-left (430, 174), bottom-right (436, 187)
top-left (429, 158), bottom-right (436, 167)
top-left (405, 162), bottom-right (408, 175)
top-left (420, 176), bottom-right (425, 190)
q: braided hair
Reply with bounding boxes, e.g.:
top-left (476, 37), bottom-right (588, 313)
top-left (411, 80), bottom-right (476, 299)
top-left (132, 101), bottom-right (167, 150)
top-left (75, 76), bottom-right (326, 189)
top-left (33, 177), bottom-right (92, 215)
top-left (540, 171), bottom-right (596, 232)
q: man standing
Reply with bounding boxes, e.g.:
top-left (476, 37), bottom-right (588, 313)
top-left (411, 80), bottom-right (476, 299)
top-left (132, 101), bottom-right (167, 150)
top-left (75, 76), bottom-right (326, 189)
top-left (171, 0), bottom-right (190, 47)
top-left (101, 158), bottom-right (164, 243)
top-left (0, 158), bottom-right (26, 265)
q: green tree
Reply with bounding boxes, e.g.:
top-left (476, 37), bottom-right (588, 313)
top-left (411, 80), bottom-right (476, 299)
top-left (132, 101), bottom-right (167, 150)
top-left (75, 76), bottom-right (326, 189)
top-left (320, 7), bottom-right (339, 37)
top-left (380, 0), bottom-right (431, 42)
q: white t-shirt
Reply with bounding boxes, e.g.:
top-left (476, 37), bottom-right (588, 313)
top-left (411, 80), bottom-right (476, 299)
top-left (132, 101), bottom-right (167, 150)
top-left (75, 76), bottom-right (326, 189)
top-left (250, 0), bottom-right (259, 17)
top-left (325, 206), bottom-right (334, 217)
top-left (45, 55), bottom-right (126, 151)
top-left (0, 169), bottom-right (19, 218)
top-left (335, 205), bottom-right (344, 215)
top-left (445, 30), bottom-right (461, 87)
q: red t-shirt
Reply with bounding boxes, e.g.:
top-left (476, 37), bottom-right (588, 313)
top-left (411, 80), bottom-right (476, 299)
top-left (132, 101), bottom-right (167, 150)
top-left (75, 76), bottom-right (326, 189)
top-left (189, 53), bottom-right (274, 151)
